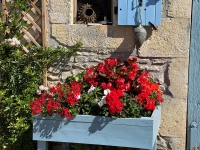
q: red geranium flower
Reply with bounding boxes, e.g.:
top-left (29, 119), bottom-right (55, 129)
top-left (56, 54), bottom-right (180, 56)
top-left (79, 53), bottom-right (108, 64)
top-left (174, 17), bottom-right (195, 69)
top-left (60, 108), bottom-right (71, 118)
top-left (30, 101), bottom-right (42, 115)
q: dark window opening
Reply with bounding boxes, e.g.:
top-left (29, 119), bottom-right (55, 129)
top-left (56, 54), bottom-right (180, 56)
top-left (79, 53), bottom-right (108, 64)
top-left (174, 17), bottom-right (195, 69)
top-left (75, 0), bottom-right (112, 25)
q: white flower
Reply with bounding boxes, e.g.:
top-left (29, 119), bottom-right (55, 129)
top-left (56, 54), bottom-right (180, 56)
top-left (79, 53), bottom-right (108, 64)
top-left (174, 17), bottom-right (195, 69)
top-left (98, 96), bottom-right (107, 107)
top-left (98, 101), bottom-right (104, 107)
top-left (75, 94), bottom-right (81, 100)
top-left (36, 89), bottom-right (41, 95)
top-left (101, 96), bottom-right (107, 104)
top-left (104, 89), bottom-right (110, 95)
top-left (12, 37), bottom-right (17, 41)
top-left (88, 86), bottom-right (96, 93)
top-left (97, 89), bottom-right (109, 107)
top-left (9, 42), bottom-right (15, 47)
top-left (15, 40), bottom-right (20, 46)
top-left (6, 0), bottom-right (14, 2)
top-left (6, 38), bottom-right (20, 47)
top-left (43, 87), bottom-right (48, 91)
top-left (39, 85), bottom-right (45, 90)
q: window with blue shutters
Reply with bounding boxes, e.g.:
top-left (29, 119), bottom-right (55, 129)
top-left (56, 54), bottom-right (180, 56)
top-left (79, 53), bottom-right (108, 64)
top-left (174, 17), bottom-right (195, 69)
top-left (118, 0), bottom-right (162, 26)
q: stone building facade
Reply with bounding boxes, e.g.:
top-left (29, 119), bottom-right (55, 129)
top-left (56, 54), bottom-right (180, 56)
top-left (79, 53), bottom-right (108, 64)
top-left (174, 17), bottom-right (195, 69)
top-left (46, 0), bottom-right (192, 149)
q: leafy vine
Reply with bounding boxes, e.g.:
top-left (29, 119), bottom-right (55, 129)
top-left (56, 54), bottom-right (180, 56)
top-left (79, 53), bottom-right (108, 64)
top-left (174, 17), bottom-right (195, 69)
top-left (0, 1), bottom-right (82, 149)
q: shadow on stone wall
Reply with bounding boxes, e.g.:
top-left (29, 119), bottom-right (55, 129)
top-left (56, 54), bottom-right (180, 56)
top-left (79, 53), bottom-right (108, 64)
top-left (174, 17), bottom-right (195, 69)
top-left (107, 25), bottom-right (153, 60)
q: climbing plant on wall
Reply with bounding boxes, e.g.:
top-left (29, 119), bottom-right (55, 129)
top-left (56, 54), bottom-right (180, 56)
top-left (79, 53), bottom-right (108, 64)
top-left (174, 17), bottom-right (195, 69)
top-left (0, 1), bottom-right (82, 149)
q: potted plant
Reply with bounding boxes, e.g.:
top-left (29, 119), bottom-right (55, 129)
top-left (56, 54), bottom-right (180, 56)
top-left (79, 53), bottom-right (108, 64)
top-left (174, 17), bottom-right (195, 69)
top-left (31, 57), bottom-right (163, 150)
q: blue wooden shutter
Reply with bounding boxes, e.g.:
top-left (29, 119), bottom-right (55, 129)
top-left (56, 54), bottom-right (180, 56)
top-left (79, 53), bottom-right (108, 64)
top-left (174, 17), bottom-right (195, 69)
top-left (187, 0), bottom-right (200, 149)
top-left (118, 0), bottom-right (128, 25)
top-left (118, 0), bottom-right (162, 26)
top-left (127, 0), bottom-right (138, 25)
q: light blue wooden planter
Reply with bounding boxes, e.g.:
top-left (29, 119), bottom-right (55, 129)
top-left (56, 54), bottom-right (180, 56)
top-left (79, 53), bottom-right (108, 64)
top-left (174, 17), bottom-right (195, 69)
top-left (33, 106), bottom-right (161, 150)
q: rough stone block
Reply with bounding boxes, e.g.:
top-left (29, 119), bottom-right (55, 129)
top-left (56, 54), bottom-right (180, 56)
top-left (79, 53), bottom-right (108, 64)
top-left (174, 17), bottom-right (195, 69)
top-left (69, 56), bottom-right (75, 63)
top-left (51, 24), bottom-right (135, 52)
top-left (150, 73), bottom-right (165, 84)
top-left (77, 52), bottom-right (90, 56)
top-left (52, 24), bottom-right (68, 45)
top-left (59, 25), bottom-right (99, 47)
top-left (75, 56), bottom-right (89, 63)
top-left (139, 19), bottom-right (190, 57)
top-left (60, 65), bottom-right (72, 71)
top-left (159, 85), bottom-right (166, 92)
top-left (168, 0), bottom-right (192, 18)
top-left (157, 135), bottom-right (168, 150)
top-left (139, 64), bottom-right (150, 70)
top-left (138, 58), bottom-right (150, 64)
top-left (48, 69), bottom-right (60, 76)
top-left (72, 63), bottom-right (85, 69)
top-left (168, 58), bottom-right (188, 99)
top-left (49, 0), bottom-right (72, 23)
top-left (49, 13), bottom-right (70, 24)
top-left (98, 55), bottom-right (110, 60)
top-left (152, 59), bottom-right (167, 65)
top-left (72, 69), bottom-right (84, 75)
top-left (159, 99), bottom-right (187, 138)
top-left (61, 71), bottom-right (72, 81)
top-left (168, 137), bottom-right (186, 150)
top-left (89, 56), bottom-right (101, 62)
top-left (48, 75), bottom-right (59, 81)
top-left (149, 65), bottom-right (163, 72)
top-left (157, 136), bottom-right (186, 150)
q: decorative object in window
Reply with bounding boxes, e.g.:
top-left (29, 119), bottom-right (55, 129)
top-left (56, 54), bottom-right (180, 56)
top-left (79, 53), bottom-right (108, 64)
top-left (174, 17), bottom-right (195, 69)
top-left (77, 3), bottom-right (100, 24)
top-left (75, 0), bottom-right (112, 25)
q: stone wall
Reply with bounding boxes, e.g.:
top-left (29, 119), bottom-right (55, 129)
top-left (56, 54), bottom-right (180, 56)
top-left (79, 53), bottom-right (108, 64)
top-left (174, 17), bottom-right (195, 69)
top-left (47, 0), bottom-right (191, 149)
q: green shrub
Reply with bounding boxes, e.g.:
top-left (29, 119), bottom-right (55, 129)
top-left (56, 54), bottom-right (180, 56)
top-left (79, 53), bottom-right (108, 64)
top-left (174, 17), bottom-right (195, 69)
top-left (0, 39), bottom-right (82, 149)
top-left (0, 1), bottom-right (82, 149)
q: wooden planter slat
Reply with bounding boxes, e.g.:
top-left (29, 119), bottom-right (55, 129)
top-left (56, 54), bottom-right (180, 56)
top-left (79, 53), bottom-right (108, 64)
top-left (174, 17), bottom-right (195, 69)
top-left (33, 106), bottom-right (161, 150)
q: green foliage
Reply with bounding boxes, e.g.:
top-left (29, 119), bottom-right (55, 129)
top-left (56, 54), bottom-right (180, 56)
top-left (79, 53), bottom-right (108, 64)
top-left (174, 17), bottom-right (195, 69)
top-left (0, 41), bottom-right (82, 149)
top-left (8, 0), bottom-right (29, 11)
top-left (0, 1), bottom-right (83, 149)
top-left (0, 43), bottom-right (82, 149)
top-left (1, 1), bottom-right (29, 39)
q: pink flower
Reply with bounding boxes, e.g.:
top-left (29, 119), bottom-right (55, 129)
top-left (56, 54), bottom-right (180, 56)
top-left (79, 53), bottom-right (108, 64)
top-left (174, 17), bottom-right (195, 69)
top-left (7, 38), bottom-right (20, 47)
